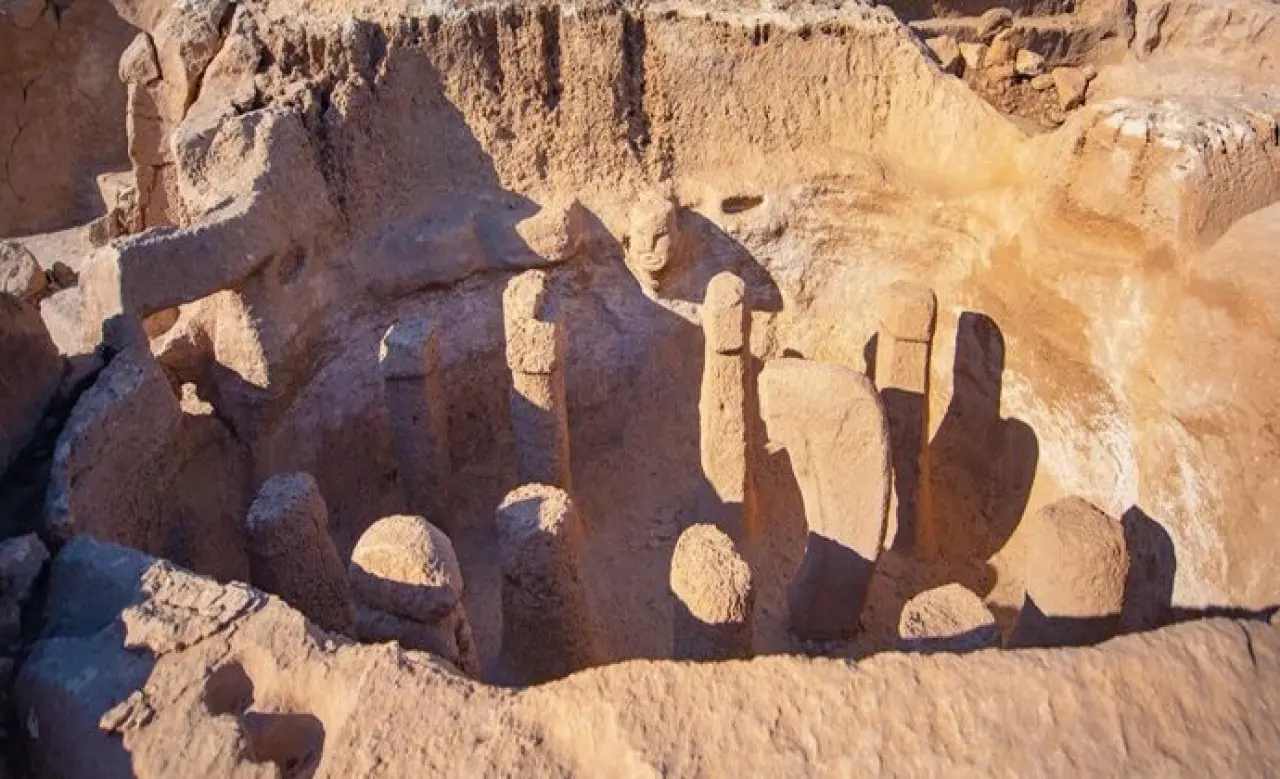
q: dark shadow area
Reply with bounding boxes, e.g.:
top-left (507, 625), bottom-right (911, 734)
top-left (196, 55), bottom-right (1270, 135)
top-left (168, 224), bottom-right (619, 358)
top-left (862, 333), bottom-right (878, 383)
top-left (883, 386), bottom-right (927, 553)
top-left (923, 312), bottom-right (1038, 588)
top-left (896, 623), bottom-right (1000, 654)
top-left (787, 533), bottom-right (877, 641)
top-left (1120, 505), bottom-right (1176, 633)
top-left (1006, 595), bottom-right (1122, 649)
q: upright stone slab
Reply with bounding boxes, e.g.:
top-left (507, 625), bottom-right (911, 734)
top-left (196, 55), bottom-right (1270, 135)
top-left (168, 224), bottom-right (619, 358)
top-left (670, 523), bottom-right (754, 661)
top-left (0, 293), bottom-right (62, 475)
top-left (874, 281), bottom-right (937, 553)
top-left (496, 484), bottom-right (597, 683)
top-left (244, 473), bottom-right (355, 636)
top-left (758, 358), bottom-right (891, 641)
top-left (503, 271), bottom-right (571, 490)
top-left (1009, 497), bottom-right (1130, 649)
top-left (699, 272), bottom-right (752, 536)
top-left (349, 514), bottom-right (480, 678)
top-left (380, 317), bottom-right (453, 532)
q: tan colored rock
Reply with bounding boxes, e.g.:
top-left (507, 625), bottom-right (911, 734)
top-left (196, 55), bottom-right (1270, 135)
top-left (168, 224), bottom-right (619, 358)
top-left (496, 484), bottom-right (597, 683)
top-left (926, 35), bottom-right (962, 75)
top-left (699, 272), bottom-right (752, 536)
top-left (975, 7), bottom-right (1014, 40)
top-left (380, 317), bottom-right (453, 532)
top-left (503, 271), bottom-right (572, 491)
top-left (1015, 49), bottom-right (1046, 77)
top-left (19, 539), bottom-right (1280, 777)
top-left (759, 358), bottom-right (891, 640)
top-left (244, 473), bottom-right (355, 636)
top-left (875, 282), bottom-right (938, 553)
top-left (0, 294), bottom-right (60, 474)
top-left (670, 523), bottom-right (754, 661)
top-left (1052, 66), bottom-right (1093, 110)
top-left (1010, 497), bottom-right (1130, 649)
top-left (983, 30), bottom-right (1020, 69)
top-left (625, 192), bottom-right (682, 292)
top-left (0, 242), bottom-right (47, 303)
top-left (897, 583), bottom-right (1000, 654)
top-left (1030, 73), bottom-right (1056, 90)
top-left (959, 42), bottom-right (989, 73)
top-left (118, 33), bottom-right (160, 86)
top-left (349, 515), bottom-right (480, 677)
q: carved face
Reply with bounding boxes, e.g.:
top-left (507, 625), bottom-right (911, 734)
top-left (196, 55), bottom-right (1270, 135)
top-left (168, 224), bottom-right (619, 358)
top-left (625, 196), bottom-right (679, 289)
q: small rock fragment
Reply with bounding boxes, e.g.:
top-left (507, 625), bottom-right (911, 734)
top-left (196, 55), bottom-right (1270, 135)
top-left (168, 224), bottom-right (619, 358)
top-left (1030, 73), bottom-right (1055, 90)
top-left (0, 242), bottom-right (47, 303)
top-left (983, 30), bottom-right (1019, 69)
top-left (959, 42), bottom-right (989, 73)
top-left (1014, 49), bottom-right (1045, 77)
top-left (1052, 66), bottom-right (1093, 111)
top-left (897, 583), bottom-right (999, 654)
top-left (670, 524), bottom-right (755, 661)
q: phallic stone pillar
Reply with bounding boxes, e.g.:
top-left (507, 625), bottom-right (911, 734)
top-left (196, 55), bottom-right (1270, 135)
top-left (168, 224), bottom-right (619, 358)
top-left (503, 271), bottom-right (571, 491)
top-left (244, 473), bottom-right (355, 635)
top-left (1009, 497), bottom-right (1130, 649)
top-left (670, 523), bottom-right (754, 661)
top-left (496, 484), bottom-right (597, 683)
top-left (758, 358), bottom-right (891, 641)
top-left (699, 272), bottom-right (752, 537)
top-left (349, 515), bottom-right (481, 678)
top-left (874, 281), bottom-right (938, 554)
top-left (380, 317), bottom-right (454, 533)
top-left (896, 583), bottom-right (999, 654)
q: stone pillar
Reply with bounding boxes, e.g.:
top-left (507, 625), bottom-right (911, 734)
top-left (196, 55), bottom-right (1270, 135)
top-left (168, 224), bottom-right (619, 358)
top-left (758, 358), bottom-right (891, 641)
top-left (874, 281), bottom-right (937, 554)
top-left (496, 484), bottom-right (597, 683)
top-left (670, 523), bottom-right (754, 661)
top-left (1009, 497), bottom-right (1130, 649)
top-left (380, 317), bottom-right (453, 533)
top-left (349, 515), bottom-right (480, 678)
top-left (503, 271), bottom-right (571, 490)
top-left (699, 272), bottom-right (751, 537)
top-left (244, 473), bottom-right (355, 636)
top-left (896, 583), bottom-right (999, 654)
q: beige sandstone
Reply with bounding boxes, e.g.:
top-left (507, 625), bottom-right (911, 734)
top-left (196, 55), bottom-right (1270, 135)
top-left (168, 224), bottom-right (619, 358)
top-left (379, 317), bottom-right (454, 532)
top-left (496, 484), bottom-right (598, 683)
top-left (670, 523), bottom-right (755, 660)
top-left (897, 583), bottom-right (1000, 653)
top-left (1010, 497), bottom-right (1130, 648)
top-left (503, 271), bottom-right (572, 491)
top-left (759, 358), bottom-right (891, 640)
top-left (245, 473), bottom-right (356, 636)
top-left (699, 272), bottom-right (752, 536)
top-left (0, 0), bottom-right (1279, 771)
top-left (349, 515), bottom-right (480, 677)
top-left (0, 294), bottom-right (61, 474)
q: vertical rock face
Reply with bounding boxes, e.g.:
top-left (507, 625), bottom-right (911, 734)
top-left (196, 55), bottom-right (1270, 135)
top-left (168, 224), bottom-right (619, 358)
top-left (1010, 497), bottom-right (1130, 648)
top-left (503, 271), bottom-right (572, 491)
top-left (897, 583), bottom-right (1000, 654)
top-left (670, 523), bottom-right (754, 661)
top-left (380, 318), bottom-right (454, 533)
top-left (0, 294), bottom-right (61, 474)
top-left (348, 515), bottom-right (480, 678)
top-left (699, 272), bottom-right (751, 536)
top-left (244, 473), bottom-right (355, 636)
top-left (0, 0), bottom-right (133, 236)
top-left (496, 484), bottom-right (597, 683)
top-left (874, 281), bottom-right (938, 554)
top-left (759, 358), bottom-right (891, 641)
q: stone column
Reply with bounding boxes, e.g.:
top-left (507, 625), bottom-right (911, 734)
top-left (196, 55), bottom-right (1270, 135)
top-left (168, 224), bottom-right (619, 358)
top-left (380, 316), bottom-right (454, 534)
top-left (874, 281), bottom-right (938, 555)
top-left (699, 271), bottom-right (751, 537)
top-left (1009, 497), bottom-right (1130, 649)
top-left (496, 484), bottom-right (597, 683)
top-left (670, 523), bottom-right (754, 661)
top-left (503, 271), bottom-right (571, 490)
top-left (245, 472), bottom-right (355, 635)
top-left (349, 514), bottom-right (480, 678)
top-left (758, 358), bottom-right (891, 641)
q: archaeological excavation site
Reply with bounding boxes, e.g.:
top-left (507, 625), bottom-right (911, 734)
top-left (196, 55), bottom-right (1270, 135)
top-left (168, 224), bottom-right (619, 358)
top-left (1, 0), bottom-right (1280, 774)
